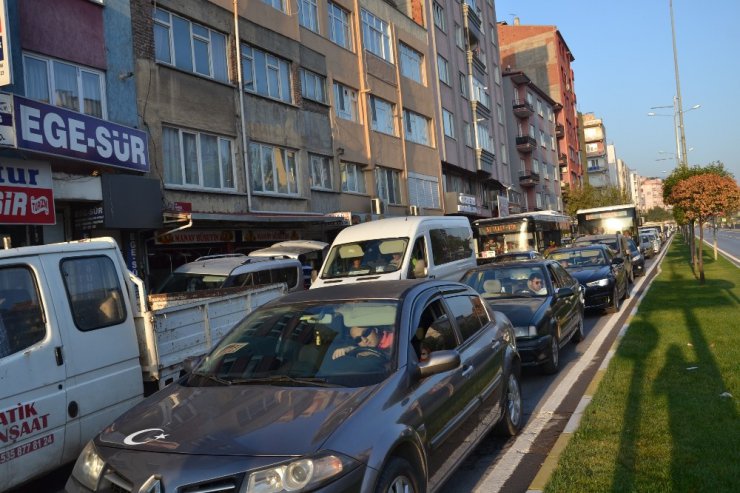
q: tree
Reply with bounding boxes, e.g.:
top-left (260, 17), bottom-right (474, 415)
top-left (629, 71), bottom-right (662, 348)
top-left (645, 207), bottom-right (673, 222)
top-left (564, 184), bottom-right (631, 217)
top-left (669, 174), bottom-right (740, 282)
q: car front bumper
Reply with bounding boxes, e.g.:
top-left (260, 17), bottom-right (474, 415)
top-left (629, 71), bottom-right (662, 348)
top-left (581, 284), bottom-right (615, 310)
top-left (516, 334), bottom-right (554, 367)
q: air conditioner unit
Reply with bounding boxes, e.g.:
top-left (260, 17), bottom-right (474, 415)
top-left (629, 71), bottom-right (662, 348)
top-left (409, 205), bottom-right (420, 216)
top-left (370, 197), bottom-right (385, 215)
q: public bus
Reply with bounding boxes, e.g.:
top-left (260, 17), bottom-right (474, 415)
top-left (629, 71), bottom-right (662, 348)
top-left (473, 210), bottom-right (574, 262)
top-left (575, 204), bottom-right (640, 239)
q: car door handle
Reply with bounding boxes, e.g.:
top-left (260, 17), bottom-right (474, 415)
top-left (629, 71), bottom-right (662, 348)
top-left (54, 346), bottom-right (64, 366)
top-left (462, 365), bottom-right (475, 378)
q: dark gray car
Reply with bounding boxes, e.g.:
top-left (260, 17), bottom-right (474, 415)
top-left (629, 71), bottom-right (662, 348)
top-left (66, 280), bottom-right (522, 493)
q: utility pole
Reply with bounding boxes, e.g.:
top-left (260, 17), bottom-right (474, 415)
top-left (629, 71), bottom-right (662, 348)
top-left (670, 0), bottom-right (689, 168)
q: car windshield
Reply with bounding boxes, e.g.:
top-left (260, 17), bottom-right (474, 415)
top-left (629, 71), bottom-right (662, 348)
top-left (577, 237), bottom-right (618, 251)
top-left (549, 249), bottom-right (608, 267)
top-left (155, 273), bottom-right (228, 293)
top-left (188, 300), bottom-right (399, 388)
top-left (320, 238), bottom-right (409, 278)
top-left (462, 265), bottom-right (550, 298)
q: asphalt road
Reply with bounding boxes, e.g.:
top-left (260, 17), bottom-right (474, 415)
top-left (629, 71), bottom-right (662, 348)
top-left (695, 227), bottom-right (740, 266)
top-left (9, 249), bottom-right (668, 493)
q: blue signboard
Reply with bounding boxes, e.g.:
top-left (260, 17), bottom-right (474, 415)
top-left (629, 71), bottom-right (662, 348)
top-left (13, 95), bottom-right (150, 172)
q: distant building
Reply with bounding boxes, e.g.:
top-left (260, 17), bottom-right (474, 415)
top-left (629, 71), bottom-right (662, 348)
top-left (581, 113), bottom-right (610, 188)
top-left (640, 177), bottom-right (666, 212)
top-left (497, 18), bottom-right (582, 190)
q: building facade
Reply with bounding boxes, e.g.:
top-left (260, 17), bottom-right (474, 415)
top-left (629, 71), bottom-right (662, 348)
top-left (639, 177), bottom-right (666, 212)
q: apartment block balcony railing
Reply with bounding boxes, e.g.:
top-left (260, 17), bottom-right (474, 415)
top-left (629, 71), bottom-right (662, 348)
top-left (467, 49), bottom-right (487, 74)
top-left (462, 2), bottom-right (483, 42)
top-left (587, 164), bottom-right (609, 173)
top-left (515, 135), bottom-right (536, 152)
top-left (513, 99), bottom-right (534, 118)
top-left (585, 149), bottom-right (606, 158)
top-left (555, 123), bottom-right (564, 138)
top-left (476, 147), bottom-right (495, 173)
top-left (519, 170), bottom-right (540, 187)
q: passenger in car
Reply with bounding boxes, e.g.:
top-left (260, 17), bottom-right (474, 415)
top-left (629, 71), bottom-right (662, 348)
top-left (331, 326), bottom-right (393, 360)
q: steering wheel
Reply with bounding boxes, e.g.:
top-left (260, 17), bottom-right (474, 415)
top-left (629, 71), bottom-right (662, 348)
top-left (514, 288), bottom-right (533, 296)
top-left (347, 346), bottom-right (387, 359)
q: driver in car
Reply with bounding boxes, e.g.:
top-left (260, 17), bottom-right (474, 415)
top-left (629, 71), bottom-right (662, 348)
top-left (527, 272), bottom-right (548, 295)
top-left (332, 326), bottom-right (393, 360)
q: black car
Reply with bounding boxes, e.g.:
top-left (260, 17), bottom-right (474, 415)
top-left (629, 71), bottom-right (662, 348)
top-left (626, 238), bottom-right (645, 277)
top-left (461, 260), bottom-right (584, 374)
top-left (573, 233), bottom-right (634, 283)
top-left (66, 280), bottom-right (522, 493)
top-left (547, 244), bottom-right (629, 314)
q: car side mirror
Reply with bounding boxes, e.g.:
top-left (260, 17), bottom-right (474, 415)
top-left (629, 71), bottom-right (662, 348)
top-left (555, 286), bottom-right (574, 298)
top-left (415, 350), bottom-right (460, 379)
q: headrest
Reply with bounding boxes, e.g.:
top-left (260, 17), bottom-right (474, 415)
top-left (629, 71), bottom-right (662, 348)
top-left (483, 279), bottom-right (502, 293)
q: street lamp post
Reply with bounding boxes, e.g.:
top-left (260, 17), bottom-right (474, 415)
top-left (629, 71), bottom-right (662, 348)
top-left (648, 102), bottom-right (699, 167)
top-left (670, 0), bottom-right (689, 168)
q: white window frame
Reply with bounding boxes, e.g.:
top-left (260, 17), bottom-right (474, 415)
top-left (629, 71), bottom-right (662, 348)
top-left (341, 162), bottom-right (366, 193)
top-left (333, 82), bottom-right (359, 122)
top-left (162, 125), bottom-right (236, 191)
top-left (472, 77), bottom-right (490, 108)
top-left (310, 154), bottom-right (333, 190)
top-left (404, 109), bottom-right (431, 146)
top-left (476, 124), bottom-right (494, 153)
top-left (23, 53), bottom-right (107, 119)
top-left (442, 109), bottom-right (455, 138)
top-left (298, 0), bottom-right (319, 32)
top-left (262, 0), bottom-right (286, 13)
top-left (300, 68), bottom-right (327, 103)
top-left (249, 141), bottom-right (299, 196)
top-left (375, 166), bottom-right (402, 205)
top-left (369, 95), bottom-right (396, 135)
top-left (399, 43), bottom-right (424, 84)
top-left (361, 9), bottom-right (393, 63)
top-left (328, 2), bottom-right (353, 51)
top-left (153, 7), bottom-right (228, 82)
top-left (242, 44), bottom-right (292, 103)
top-left (433, 2), bottom-right (446, 31)
top-left (437, 55), bottom-right (450, 85)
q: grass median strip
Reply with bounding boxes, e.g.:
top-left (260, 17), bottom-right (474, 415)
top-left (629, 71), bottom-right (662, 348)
top-left (544, 236), bottom-right (739, 492)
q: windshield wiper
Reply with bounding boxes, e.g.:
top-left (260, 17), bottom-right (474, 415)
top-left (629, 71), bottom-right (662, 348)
top-left (227, 375), bottom-right (338, 387)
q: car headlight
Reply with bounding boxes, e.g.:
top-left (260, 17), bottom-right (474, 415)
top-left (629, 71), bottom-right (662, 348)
top-left (586, 278), bottom-right (609, 287)
top-left (632, 255), bottom-right (641, 262)
top-left (513, 325), bottom-right (538, 337)
top-left (246, 453), bottom-right (357, 493)
top-left (71, 441), bottom-right (106, 491)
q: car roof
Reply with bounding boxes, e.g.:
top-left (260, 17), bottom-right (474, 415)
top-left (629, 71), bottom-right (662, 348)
top-left (550, 244), bottom-right (611, 253)
top-left (173, 254), bottom-right (300, 275)
top-left (575, 234), bottom-right (622, 241)
top-left (465, 259), bottom-right (552, 272)
top-left (278, 279), bottom-right (468, 304)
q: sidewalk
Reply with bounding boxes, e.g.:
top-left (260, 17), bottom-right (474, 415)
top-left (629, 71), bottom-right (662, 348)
top-left (530, 235), bottom-right (740, 492)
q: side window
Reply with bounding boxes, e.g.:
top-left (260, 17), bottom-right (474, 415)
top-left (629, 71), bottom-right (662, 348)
top-left (271, 266), bottom-right (299, 289)
top-left (408, 236), bottom-right (428, 278)
top-left (232, 272), bottom-right (255, 287)
top-left (0, 266), bottom-right (45, 358)
top-left (254, 268), bottom-right (272, 286)
top-left (429, 227), bottom-right (473, 265)
top-left (412, 298), bottom-right (457, 359)
top-left (552, 263), bottom-right (575, 286)
top-left (61, 255), bottom-right (126, 332)
top-left (445, 294), bottom-right (486, 342)
top-left (547, 265), bottom-right (563, 289)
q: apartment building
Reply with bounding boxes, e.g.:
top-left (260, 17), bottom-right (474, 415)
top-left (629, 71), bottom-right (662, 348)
top-left (430, 0), bottom-right (511, 218)
top-left (640, 177), bottom-right (666, 212)
top-left (497, 18), bottom-right (582, 190)
top-left (502, 70), bottom-right (562, 213)
top-left (629, 170), bottom-right (642, 205)
top-left (581, 112), bottom-right (610, 188)
top-left (0, 0), bottom-right (159, 276)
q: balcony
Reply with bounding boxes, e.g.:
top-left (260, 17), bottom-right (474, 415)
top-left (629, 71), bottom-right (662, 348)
top-left (519, 170), bottom-right (540, 187)
top-left (476, 147), bottom-right (495, 173)
top-left (558, 153), bottom-right (568, 166)
top-left (555, 123), bottom-right (564, 138)
top-left (515, 135), bottom-right (536, 153)
top-left (513, 99), bottom-right (534, 118)
top-left (467, 48), bottom-right (487, 74)
top-left (462, 3), bottom-right (483, 42)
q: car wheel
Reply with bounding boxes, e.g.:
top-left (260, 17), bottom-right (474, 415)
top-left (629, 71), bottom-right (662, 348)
top-left (571, 314), bottom-right (585, 343)
top-left (541, 333), bottom-right (560, 374)
top-left (376, 457), bottom-right (421, 493)
top-left (495, 371), bottom-right (523, 436)
top-left (607, 287), bottom-right (621, 314)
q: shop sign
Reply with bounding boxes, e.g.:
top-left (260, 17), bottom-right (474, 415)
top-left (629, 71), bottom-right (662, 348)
top-left (73, 205), bottom-right (104, 230)
top-left (0, 158), bottom-right (55, 225)
top-left (155, 230), bottom-right (236, 245)
top-left (242, 229), bottom-right (302, 242)
top-left (0, 93), bottom-right (150, 172)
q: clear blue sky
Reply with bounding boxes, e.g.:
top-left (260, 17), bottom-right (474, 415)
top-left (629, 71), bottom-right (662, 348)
top-left (493, 0), bottom-right (740, 180)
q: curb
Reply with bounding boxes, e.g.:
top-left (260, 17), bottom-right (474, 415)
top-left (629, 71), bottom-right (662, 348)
top-left (525, 240), bottom-right (670, 493)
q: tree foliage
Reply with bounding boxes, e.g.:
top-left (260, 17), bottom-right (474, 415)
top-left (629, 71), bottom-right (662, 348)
top-left (564, 184), bottom-right (631, 217)
top-left (645, 207), bottom-right (673, 222)
top-left (663, 161), bottom-right (733, 225)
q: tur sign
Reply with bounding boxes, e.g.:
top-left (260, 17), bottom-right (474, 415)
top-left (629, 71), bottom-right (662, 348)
top-left (0, 158), bottom-right (55, 225)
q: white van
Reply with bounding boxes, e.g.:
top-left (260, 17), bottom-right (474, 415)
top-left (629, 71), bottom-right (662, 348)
top-left (311, 216), bottom-right (476, 289)
top-left (154, 254), bottom-right (304, 294)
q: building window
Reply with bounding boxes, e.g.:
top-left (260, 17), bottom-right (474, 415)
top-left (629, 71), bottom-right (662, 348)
top-left (242, 44), bottom-right (292, 103)
top-left (333, 82), bottom-right (359, 122)
top-left (369, 95), bottom-right (396, 135)
top-left (404, 109), bottom-right (431, 146)
top-left (500, 143), bottom-right (508, 164)
top-left (153, 8), bottom-right (228, 82)
top-left (299, 0), bottom-right (319, 32)
top-left (361, 10), bottom-right (392, 62)
top-left (163, 126), bottom-right (235, 190)
top-left (310, 154), bottom-right (333, 190)
top-left (476, 124), bottom-right (494, 153)
top-left (472, 77), bottom-right (490, 108)
top-left (442, 109), bottom-right (455, 138)
top-left (494, 62), bottom-right (501, 85)
top-left (328, 2), bottom-right (353, 50)
top-left (464, 122), bottom-right (472, 147)
top-left (536, 192), bottom-right (543, 208)
top-left (433, 2), bottom-right (446, 31)
top-left (23, 53), bottom-right (106, 118)
top-left (455, 24), bottom-right (465, 50)
top-left (529, 124), bottom-right (535, 138)
top-left (262, 0), bottom-right (286, 13)
top-left (551, 135), bottom-right (556, 150)
top-left (540, 130), bottom-right (547, 147)
top-left (408, 172), bottom-right (440, 209)
top-left (341, 162), bottom-right (366, 193)
top-left (249, 142), bottom-right (298, 195)
top-left (300, 69), bottom-right (327, 103)
top-left (399, 43), bottom-right (424, 84)
top-left (459, 72), bottom-right (468, 98)
top-left (437, 55), bottom-right (450, 85)
top-left (497, 103), bottom-right (504, 124)
top-left (526, 91), bottom-right (533, 105)
top-left (537, 99), bottom-right (543, 116)
top-left (533, 159), bottom-right (540, 173)
top-left (375, 166), bottom-right (402, 205)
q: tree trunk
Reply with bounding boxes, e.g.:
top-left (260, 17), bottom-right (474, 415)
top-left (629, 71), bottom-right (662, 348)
top-left (698, 224), bottom-right (705, 283)
top-left (689, 220), bottom-right (697, 270)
